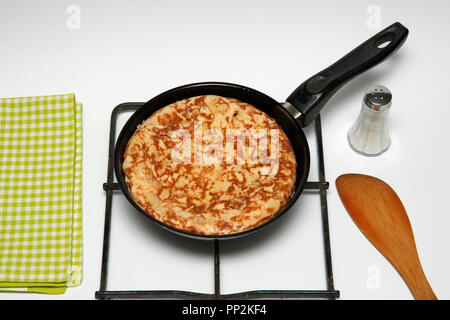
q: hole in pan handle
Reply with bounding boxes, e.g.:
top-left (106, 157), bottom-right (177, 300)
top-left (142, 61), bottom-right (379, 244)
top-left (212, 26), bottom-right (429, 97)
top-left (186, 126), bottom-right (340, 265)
top-left (286, 22), bottom-right (409, 128)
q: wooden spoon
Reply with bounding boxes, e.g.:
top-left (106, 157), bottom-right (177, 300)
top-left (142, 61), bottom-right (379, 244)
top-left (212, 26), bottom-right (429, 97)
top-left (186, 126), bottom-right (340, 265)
top-left (336, 174), bottom-right (437, 300)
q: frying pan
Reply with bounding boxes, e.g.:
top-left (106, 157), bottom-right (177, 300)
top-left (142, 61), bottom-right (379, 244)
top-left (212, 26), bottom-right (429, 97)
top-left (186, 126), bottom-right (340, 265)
top-left (114, 22), bottom-right (408, 240)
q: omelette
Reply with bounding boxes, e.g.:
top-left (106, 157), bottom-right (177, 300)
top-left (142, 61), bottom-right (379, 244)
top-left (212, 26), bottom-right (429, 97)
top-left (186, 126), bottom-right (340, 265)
top-left (123, 95), bottom-right (297, 235)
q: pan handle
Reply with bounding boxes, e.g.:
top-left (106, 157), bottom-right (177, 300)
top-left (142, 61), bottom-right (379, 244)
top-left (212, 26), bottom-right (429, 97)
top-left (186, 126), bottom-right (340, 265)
top-left (286, 22), bottom-right (408, 127)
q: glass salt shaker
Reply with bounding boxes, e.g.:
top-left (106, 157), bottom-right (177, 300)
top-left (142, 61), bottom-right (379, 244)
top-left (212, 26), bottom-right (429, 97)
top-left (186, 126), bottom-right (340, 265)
top-left (348, 85), bottom-right (392, 156)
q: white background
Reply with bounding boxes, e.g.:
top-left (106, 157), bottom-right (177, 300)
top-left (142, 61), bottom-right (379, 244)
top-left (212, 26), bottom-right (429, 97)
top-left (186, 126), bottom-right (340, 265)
top-left (0, 0), bottom-right (449, 300)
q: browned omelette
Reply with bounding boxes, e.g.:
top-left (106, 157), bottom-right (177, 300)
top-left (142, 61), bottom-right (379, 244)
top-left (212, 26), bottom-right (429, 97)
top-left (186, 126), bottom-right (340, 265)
top-left (123, 95), bottom-right (297, 235)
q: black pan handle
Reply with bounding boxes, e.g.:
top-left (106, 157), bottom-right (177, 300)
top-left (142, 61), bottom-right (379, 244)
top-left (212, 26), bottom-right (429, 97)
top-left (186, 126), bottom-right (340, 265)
top-left (286, 22), bottom-right (409, 127)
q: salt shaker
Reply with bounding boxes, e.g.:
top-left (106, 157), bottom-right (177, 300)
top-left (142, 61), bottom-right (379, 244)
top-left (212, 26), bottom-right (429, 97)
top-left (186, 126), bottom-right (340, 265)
top-left (348, 85), bottom-right (392, 156)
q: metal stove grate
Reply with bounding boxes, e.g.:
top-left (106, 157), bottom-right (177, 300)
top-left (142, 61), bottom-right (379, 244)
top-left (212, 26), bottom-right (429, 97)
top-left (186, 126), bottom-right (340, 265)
top-left (95, 102), bottom-right (340, 300)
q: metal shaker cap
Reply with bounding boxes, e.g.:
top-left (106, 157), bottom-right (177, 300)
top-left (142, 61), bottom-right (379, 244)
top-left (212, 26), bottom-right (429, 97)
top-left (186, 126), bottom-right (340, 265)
top-left (363, 85), bottom-right (392, 111)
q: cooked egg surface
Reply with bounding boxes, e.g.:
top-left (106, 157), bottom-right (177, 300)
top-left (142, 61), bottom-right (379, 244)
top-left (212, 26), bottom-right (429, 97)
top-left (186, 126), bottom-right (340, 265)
top-left (123, 95), bottom-right (296, 235)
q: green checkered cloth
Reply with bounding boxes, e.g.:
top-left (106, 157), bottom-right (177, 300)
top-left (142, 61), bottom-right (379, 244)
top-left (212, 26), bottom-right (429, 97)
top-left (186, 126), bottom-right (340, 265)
top-left (0, 94), bottom-right (82, 294)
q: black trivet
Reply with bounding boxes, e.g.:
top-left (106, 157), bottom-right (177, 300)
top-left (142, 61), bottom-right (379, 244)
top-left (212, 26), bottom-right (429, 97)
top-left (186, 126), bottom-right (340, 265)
top-left (95, 102), bottom-right (340, 300)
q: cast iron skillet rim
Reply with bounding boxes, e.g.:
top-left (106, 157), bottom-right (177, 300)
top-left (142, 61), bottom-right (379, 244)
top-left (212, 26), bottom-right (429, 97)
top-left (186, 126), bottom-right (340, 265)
top-left (114, 81), bottom-right (311, 240)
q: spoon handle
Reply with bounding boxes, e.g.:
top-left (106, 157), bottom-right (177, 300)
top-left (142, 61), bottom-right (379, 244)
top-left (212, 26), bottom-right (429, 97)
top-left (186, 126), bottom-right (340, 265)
top-left (399, 262), bottom-right (437, 300)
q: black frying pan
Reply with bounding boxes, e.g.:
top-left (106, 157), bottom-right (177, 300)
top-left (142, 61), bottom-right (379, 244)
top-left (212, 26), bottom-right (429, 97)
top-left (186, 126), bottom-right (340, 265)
top-left (114, 22), bottom-right (408, 240)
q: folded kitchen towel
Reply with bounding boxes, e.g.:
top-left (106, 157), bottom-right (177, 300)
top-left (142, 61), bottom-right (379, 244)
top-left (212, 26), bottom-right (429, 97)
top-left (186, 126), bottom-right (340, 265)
top-left (0, 94), bottom-right (82, 294)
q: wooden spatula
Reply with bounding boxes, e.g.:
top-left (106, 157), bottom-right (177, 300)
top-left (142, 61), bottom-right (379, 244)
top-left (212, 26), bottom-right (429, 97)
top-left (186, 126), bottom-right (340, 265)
top-left (336, 174), bottom-right (437, 300)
